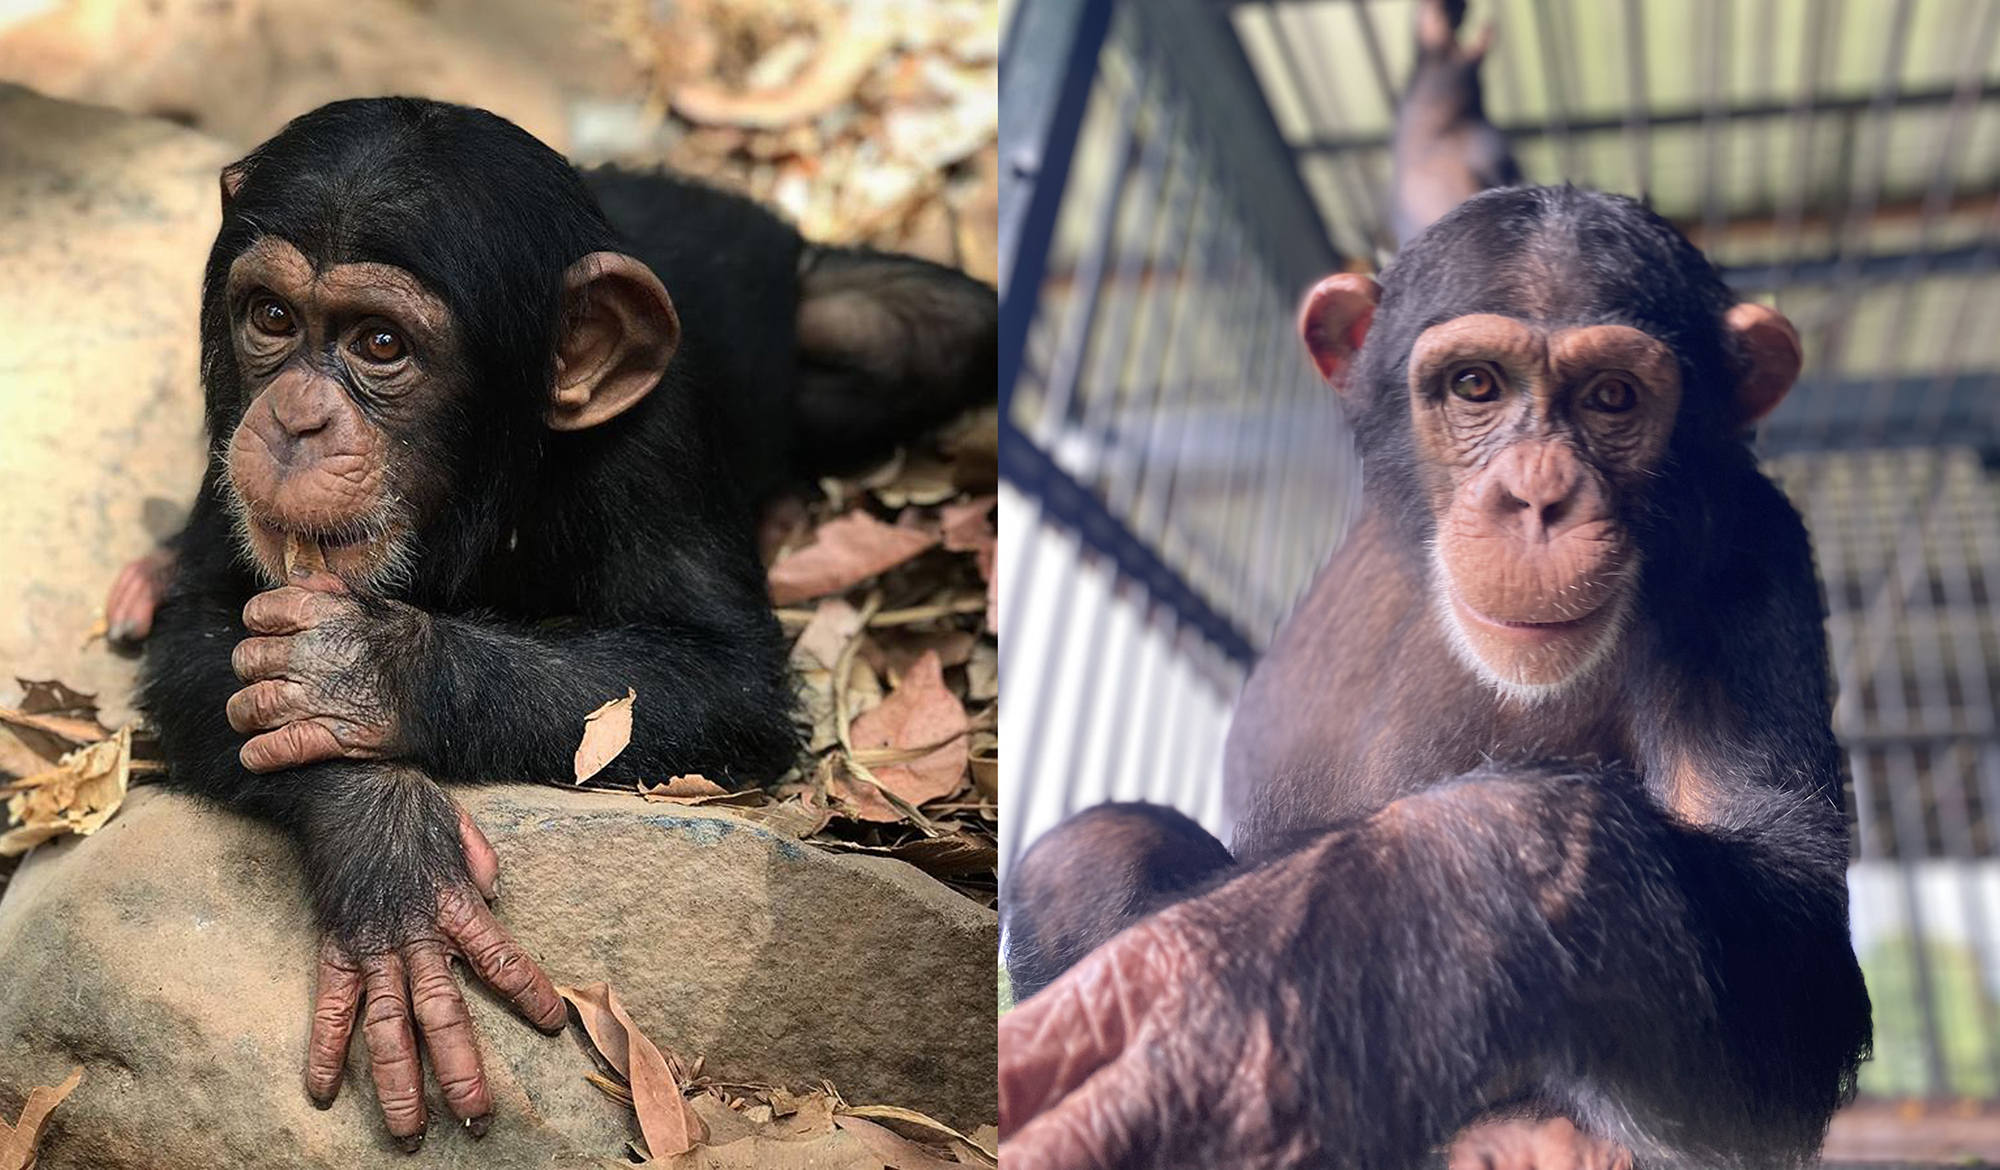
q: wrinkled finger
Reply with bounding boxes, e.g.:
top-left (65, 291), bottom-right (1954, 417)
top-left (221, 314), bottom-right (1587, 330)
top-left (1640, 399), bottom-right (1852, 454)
top-left (241, 720), bottom-right (346, 773)
top-left (231, 635), bottom-right (296, 682)
top-left (404, 941), bottom-right (492, 1135)
top-left (242, 585), bottom-right (340, 635)
top-left (358, 951), bottom-right (428, 1148)
top-left (304, 939), bottom-right (364, 1107)
top-left (437, 887), bottom-right (565, 1031)
top-left (227, 679), bottom-right (310, 733)
top-left (1004, 1053), bottom-right (1157, 1170)
top-left (999, 942), bottom-right (1158, 1136)
top-left (457, 809), bottom-right (501, 902)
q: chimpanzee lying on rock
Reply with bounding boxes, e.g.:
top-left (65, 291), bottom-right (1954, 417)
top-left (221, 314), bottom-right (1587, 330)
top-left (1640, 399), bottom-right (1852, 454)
top-left (106, 96), bottom-right (996, 1150)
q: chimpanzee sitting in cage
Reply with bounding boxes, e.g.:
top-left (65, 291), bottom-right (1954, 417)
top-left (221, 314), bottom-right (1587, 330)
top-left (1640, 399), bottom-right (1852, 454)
top-left (998, 180), bottom-right (1870, 1170)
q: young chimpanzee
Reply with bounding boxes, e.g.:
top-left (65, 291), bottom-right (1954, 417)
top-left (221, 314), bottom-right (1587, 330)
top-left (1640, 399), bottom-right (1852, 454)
top-left (1000, 187), bottom-right (1870, 1170)
top-left (123, 97), bottom-right (994, 1149)
top-left (1391, 0), bottom-right (1520, 249)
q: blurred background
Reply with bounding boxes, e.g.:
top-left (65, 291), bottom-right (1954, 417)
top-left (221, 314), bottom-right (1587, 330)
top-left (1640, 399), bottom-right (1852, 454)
top-left (0, 0), bottom-right (998, 272)
top-left (1000, 0), bottom-right (2000, 1160)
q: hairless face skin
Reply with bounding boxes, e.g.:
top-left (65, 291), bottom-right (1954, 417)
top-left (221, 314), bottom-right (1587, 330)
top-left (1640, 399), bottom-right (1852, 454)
top-left (1000, 187), bottom-right (1866, 1170)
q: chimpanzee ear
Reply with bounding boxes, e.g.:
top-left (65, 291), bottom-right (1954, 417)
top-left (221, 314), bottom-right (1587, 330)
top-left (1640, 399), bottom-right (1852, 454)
top-left (1724, 301), bottom-right (1801, 427)
top-left (220, 161), bottom-right (250, 209)
top-left (549, 252), bottom-right (682, 432)
top-left (1298, 273), bottom-right (1380, 393)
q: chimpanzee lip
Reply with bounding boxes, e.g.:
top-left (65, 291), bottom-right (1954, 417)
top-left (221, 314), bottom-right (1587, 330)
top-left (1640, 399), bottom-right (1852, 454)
top-left (1450, 589), bottom-right (1603, 635)
top-left (247, 514), bottom-right (375, 551)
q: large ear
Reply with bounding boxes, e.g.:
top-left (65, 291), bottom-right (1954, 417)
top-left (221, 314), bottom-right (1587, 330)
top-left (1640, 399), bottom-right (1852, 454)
top-left (549, 252), bottom-right (681, 432)
top-left (1725, 301), bottom-right (1801, 426)
top-left (1298, 273), bottom-right (1380, 393)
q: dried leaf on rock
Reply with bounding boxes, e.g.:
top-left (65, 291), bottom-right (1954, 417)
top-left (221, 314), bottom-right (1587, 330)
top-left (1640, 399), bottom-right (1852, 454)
top-left (1, 725), bottom-right (132, 857)
top-left (0, 1066), bottom-right (80, 1170)
top-left (818, 832), bottom-right (996, 880)
top-left (573, 689), bottom-right (637, 786)
top-left (768, 511), bottom-right (937, 605)
top-left (836, 651), bottom-right (967, 822)
top-left (640, 776), bottom-right (766, 808)
top-left (833, 1116), bottom-right (960, 1170)
top-left (558, 981), bottom-right (706, 1159)
top-left (837, 1104), bottom-right (996, 1166)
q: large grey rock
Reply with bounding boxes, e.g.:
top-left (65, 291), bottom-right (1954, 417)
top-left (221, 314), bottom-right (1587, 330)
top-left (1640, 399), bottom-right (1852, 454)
top-left (0, 85), bottom-right (223, 730)
top-left (0, 785), bottom-right (998, 1168)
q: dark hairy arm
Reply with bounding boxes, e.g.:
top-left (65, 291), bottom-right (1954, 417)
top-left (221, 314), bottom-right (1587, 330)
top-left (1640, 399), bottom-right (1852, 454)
top-left (999, 764), bottom-right (1869, 1170)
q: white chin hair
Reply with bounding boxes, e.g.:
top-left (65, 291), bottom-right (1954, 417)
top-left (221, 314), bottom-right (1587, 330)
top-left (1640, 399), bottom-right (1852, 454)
top-left (1429, 548), bottom-right (1630, 705)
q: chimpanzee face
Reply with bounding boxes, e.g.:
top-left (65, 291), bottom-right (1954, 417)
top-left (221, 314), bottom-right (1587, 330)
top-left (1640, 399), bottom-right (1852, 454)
top-left (220, 236), bottom-right (460, 593)
top-left (1297, 254), bottom-right (1801, 701)
top-left (1405, 314), bottom-right (1682, 695)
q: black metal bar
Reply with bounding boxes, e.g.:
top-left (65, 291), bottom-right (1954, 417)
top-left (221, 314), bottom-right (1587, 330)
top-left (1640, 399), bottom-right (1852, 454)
top-left (999, 415), bottom-right (1259, 664)
top-left (999, 0), bottom-right (1114, 418)
top-left (1722, 242), bottom-right (1998, 290)
top-left (1288, 81), bottom-right (2000, 154)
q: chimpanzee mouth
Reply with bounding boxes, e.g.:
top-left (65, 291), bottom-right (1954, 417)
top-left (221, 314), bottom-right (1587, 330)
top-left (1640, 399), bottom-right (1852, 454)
top-left (1449, 590), bottom-right (1605, 638)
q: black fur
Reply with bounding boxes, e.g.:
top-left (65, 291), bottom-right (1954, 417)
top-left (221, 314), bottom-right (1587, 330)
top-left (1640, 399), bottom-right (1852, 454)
top-left (143, 97), bottom-right (996, 949)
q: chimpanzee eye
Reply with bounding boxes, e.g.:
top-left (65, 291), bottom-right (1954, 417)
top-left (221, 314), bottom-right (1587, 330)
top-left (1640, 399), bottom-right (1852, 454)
top-left (356, 328), bottom-right (406, 364)
top-left (249, 296), bottom-right (295, 336)
top-left (1585, 378), bottom-right (1639, 413)
top-left (1449, 367), bottom-right (1500, 402)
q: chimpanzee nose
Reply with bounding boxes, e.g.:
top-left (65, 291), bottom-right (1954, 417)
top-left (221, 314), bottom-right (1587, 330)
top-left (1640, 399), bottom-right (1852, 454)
top-left (261, 374), bottom-right (340, 470)
top-left (1483, 444), bottom-right (1586, 541)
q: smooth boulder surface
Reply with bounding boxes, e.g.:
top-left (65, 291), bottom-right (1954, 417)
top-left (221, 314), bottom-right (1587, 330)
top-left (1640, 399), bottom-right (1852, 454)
top-left (0, 85), bottom-right (223, 732)
top-left (0, 785), bottom-right (998, 1168)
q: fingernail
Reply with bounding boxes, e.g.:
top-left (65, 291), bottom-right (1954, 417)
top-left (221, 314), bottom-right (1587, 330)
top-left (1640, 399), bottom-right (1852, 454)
top-left (466, 1114), bottom-right (491, 1139)
top-left (398, 1132), bottom-right (425, 1154)
top-left (488, 876), bottom-right (501, 903)
top-left (110, 621), bottom-right (136, 642)
top-left (308, 1094), bottom-right (334, 1112)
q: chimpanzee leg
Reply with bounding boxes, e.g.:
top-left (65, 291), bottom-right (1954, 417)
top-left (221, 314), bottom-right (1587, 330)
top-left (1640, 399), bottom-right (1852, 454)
top-left (1002, 803), bottom-right (1235, 1000)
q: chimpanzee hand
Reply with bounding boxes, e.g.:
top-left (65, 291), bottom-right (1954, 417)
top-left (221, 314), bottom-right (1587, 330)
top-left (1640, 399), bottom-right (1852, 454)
top-left (228, 571), bottom-right (421, 772)
top-left (999, 881), bottom-right (1326, 1170)
top-left (305, 806), bottom-right (567, 1148)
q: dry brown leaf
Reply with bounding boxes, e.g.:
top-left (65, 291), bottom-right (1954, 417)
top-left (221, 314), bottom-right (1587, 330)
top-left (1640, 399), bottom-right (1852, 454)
top-left (671, 22), bottom-right (893, 129)
top-left (818, 832), bottom-right (996, 879)
top-left (639, 776), bottom-right (766, 808)
top-left (0, 707), bottom-right (107, 753)
top-left (1, 725), bottom-right (132, 857)
top-left (937, 496), bottom-right (995, 552)
top-left (573, 689), bottom-right (637, 785)
top-left (838, 1104), bottom-right (995, 1165)
top-left (557, 982), bottom-right (706, 1159)
top-left (873, 457), bottom-right (961, 509)
top-left (836, 652), bottom-right (967, 822)
top-left (14, 680), bottom-right (98, 723)
top-left (833, 1116), bottom-right (961, 1170)
top-left (768, 511), bottom-right (937, 606)
top-left (0, 1066), bottom-right (81, 1170)
top-left (792, 598), bottom-right (867, 672)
